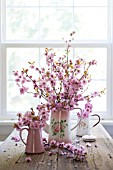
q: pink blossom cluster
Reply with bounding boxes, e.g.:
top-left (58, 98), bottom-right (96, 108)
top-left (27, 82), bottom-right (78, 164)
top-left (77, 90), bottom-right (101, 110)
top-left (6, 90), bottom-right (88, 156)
top-left (77, 102), bottom-right (93, 118)
top-left (43, 138), bottom-right (87, 161)
top-left (11, 136), bottom-right (20, 142)
top-left (13, 32), bottom-right (105, 117)
top-left (14, 108), bottom-right (49, 130)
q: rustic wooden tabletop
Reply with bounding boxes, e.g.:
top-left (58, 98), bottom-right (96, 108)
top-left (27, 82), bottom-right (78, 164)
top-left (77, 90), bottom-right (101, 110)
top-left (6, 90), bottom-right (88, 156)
top-left (0, 123), bottom-right (113, 170)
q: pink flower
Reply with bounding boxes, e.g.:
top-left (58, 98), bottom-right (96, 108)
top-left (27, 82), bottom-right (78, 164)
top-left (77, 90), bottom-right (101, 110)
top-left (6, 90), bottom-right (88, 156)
top-left (34, 121), bottom-right (40, 129)
top-left (49, 140), bottom-right (57, 147)
top-left (85, 102), bottom-right (93, 110)
top-left (58, 142), bottom-right (65, 148)
top-left (24, 111), bottom-right (32, 118)
top-left (43, 137), bottom-right (48, 143)
top-left (53, 122), bottom-right (62, 133)
top-left (20, 86), bottom-right (28, 94)
top-left (82, 79), bottom-right (87, 85)
top-left (15, 78), bottom-right (20, 83)
top-left (13, 71), bottom-right (18, 76)
top-left (15, 136), bottom-right (21, 142)
top-left (48, 151), bottom-right (53, 156)
top-left (30, 65), bottom-right (34, 69)
top-left (11, 136), bottom-right (20, 142)
top-left (83, 112), bottom-right (89, 118)
top-left (64, 143), bottom-right (72, 150)
top-left (17, 112), bottom-right (22, 117)
top-left (33, 93), bottom-right (38, 97)
top-left (89, 60), bottom-right (97, 65)
top-left (25, 157), bottom-right (32, 162)
top-left (17, 121), bottom-right (23, 127)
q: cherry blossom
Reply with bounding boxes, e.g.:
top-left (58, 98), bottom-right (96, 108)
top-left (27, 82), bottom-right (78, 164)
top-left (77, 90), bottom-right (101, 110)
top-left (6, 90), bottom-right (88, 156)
top-left (14, 108), bottom-right (48, 130)
top-left (13, 32), bottom-right (105, 119)
top-left (43, 138), bottom-right (87, 162)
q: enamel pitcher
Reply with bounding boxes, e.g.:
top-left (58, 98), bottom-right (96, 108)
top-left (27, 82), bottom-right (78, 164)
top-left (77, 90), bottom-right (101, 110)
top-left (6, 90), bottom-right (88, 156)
top-left (43, 109), bottom-right (78, 143)
top-left (20, 127), bottom-right (45, 154)
top-left (76, 114), bottom-right (100, 137)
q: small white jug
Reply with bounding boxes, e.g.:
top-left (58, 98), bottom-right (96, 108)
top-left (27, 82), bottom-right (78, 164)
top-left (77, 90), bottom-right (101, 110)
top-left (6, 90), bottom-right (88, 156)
top-left (76, 114), bottom-right (100, 137)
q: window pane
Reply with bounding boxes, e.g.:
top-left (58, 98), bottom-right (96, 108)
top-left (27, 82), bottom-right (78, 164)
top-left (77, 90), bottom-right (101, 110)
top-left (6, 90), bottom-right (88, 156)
top-left (74, 48), bottom-right (107, 79)
top-left (87, 81), bottom-right (107, 112)
top-left (74, 0), bottom-right (108, 6)
top-left (73, 48), bottom-right (107, 113)
top-left (7, 81), bottom-right (39, 112)
top-left (6, 6), bottom-right (108, 41)
top-left (7, 48), bottom-right (40, 112)
top-left (40, 8), bottom-right (73, 40)
top-left (7, 48), bottom-right (40, 79)
top-left (77, 80), bottom-right (106, 112)
top-left (40, 0), bottom-right (73, 6)
top-left (6, 0), bottom-right (39, 6)
top-left (6, 8), bottom-right (39, 40)
top-left (74, 7), bottom-right (107, 40)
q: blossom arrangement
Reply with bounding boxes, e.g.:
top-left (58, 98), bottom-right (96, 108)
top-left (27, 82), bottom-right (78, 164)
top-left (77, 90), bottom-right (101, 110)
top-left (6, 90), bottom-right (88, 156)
top-left (14, 108), bottom-right (49, 130)
top-left (43, 138), bottom-right (87, 162)
top-left (13, 31), bottom-right (105, 118)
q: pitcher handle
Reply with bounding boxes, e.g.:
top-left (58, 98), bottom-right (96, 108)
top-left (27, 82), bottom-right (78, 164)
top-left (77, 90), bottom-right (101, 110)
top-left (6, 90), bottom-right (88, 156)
top-left (19, 128), bottom-right (29, 145)
top-left (71, 118), bottom-right (82, 131)
top-left (71, 107), bottom-right (82, 131)
top-left (91, 114), bottom-right (100, 127)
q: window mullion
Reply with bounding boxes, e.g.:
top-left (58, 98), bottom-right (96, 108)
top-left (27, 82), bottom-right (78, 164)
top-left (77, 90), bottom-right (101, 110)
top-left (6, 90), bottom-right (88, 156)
top-left (107, 44), bottom-right (112, 119)
top-left (1, 0), bottom-right (6, 42)
top-left (111, 0), bottom-right (113, 118)
top-left (108, 0), bottom-right (112, 41)
top-left (0, 0), bottom-right (3, 117)
top-left (2, 41), bottom-right (111, 48)
top-left (2, 45), bottom-right (7, 117)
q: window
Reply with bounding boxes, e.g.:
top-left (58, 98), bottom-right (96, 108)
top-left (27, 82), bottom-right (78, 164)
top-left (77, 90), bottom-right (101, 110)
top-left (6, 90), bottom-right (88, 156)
top-left (0, 0), bottom-right (112, 120)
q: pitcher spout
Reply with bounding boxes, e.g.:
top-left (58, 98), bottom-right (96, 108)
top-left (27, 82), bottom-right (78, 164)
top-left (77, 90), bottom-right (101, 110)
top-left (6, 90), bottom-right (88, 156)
top-left (43, 122), bottom-right (49, 134)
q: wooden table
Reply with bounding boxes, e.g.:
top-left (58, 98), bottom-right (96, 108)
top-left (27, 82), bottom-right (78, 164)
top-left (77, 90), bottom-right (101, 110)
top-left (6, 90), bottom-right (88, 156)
top-left (0, 124), bottom-right (113, 170)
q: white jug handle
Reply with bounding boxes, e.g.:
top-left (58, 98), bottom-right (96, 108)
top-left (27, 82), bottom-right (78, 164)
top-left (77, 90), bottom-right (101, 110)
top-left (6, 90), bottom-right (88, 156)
top-left (71, 107), bottom-right (82, 131)
top-left (91, 114), bottom-right (100, 127)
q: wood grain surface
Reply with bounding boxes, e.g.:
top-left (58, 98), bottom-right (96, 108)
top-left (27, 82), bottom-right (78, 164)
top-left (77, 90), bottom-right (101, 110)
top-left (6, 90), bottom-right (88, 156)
top-left (0, 124), bottom-right (113, 170)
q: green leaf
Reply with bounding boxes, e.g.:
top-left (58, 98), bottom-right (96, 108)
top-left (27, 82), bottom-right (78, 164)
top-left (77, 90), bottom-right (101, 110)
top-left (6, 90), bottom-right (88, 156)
top-left (53, 132), bottom-right (57, 136)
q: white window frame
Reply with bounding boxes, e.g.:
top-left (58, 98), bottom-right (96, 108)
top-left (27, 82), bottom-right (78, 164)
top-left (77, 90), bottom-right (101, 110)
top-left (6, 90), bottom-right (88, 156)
top-left (0, 0), bottom-right (113, 120)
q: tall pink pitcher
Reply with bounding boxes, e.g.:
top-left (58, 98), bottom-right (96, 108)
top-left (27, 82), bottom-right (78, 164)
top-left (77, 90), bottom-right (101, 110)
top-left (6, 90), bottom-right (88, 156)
top-left (20, 127), bottom-right (45, 154)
